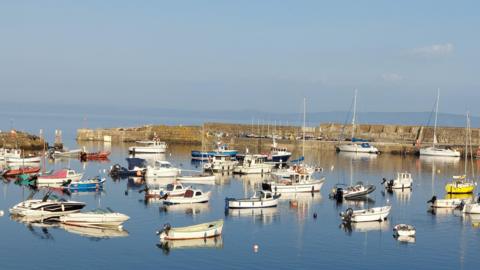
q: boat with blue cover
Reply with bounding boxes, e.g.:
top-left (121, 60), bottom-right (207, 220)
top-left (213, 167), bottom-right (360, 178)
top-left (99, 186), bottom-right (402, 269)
top-left (191, 142), bottom-right (238, 161)
top-left (64, 177), bottom-right (105, 191)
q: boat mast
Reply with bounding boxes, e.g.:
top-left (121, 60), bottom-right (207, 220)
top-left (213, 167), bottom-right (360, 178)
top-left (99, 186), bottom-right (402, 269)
top-left (464, 112), bottom-right (468, 177)
top-left (303, 97), bottom-right (306, 158)
top-left (351, 89), bottom-right (357, 140)
top-left (433, 89), bottom-right (440, 148)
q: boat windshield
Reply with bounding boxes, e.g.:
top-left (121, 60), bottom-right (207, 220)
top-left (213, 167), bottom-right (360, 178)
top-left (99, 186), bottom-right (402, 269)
top-left (166, 184), bottom-right (174, 191)
top-left (92, 208), bottom-right (114, 213)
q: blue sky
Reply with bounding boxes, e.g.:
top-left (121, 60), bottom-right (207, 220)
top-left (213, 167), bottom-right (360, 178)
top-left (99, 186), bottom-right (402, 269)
top-left (0, 0), bottom-right (479, 114)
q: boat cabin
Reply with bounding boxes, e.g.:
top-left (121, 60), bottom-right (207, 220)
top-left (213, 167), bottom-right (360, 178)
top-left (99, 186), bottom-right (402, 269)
top-left (153, 161), bottom-right (174, 169)
top-left (289, 173), bottom-right (311, 183)
top-left (166, 183), bottom-right (184, 192)
top-left (396, 172), bottom-right (412, 180)
top-left (184, 189), bottom-right (203, 198)
top-left (254, 190), bottom-right (274, 199)
top-left (242, 154), bottom-right (267, 166)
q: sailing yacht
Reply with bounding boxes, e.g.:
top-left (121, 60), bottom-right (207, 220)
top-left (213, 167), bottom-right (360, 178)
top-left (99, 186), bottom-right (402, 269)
top-left (336, 90), bottom-right (379, 154)
top-left (419, 90), bottom-right (460, 157)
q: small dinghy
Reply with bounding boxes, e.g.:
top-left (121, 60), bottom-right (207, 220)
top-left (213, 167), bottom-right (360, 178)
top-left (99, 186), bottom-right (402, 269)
top-left (340, 205), bottom-right (391, 223)
top-left (156, 219), bottom-right (223, 240)
top-left (59, 208), bottom-right (130, 228)
top-left (393, 224), bottom-right (416, 237)
top-left (382, 172), bottom-right (413, 190)
top-left (226, 190), bottom-right (280, 209)
top-left (330, 182), bottom-right (376, 200)
top-left (2, 166), bottom-right (40, 178)
top-left (458, 196), bottom-right (480, 214)
top-left (163, 189), bottom-right (210, 205)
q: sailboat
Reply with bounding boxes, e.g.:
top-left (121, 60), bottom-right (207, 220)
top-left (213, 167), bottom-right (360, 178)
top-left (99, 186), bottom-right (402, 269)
top-left (444, 112), bottom-right (476, 194)
top-left (336, 89), bottom-right (379, 154)
top-left (419, 90), bottom-right (460, 157)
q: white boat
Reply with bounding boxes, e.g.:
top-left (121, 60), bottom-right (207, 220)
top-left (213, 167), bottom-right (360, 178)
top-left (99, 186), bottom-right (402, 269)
top-left (163, 189), bottom-right (210, 205)
top-left (382, 172), bottom-right (413, 189)
top-left (144, 183), bottom-right (191, 199)
top-left (59, 208), bottom-right (130, 228)
top-left (177, 174), bottom-right (216, 184)
top-left (53, 148), bottom-right (82, 158)
top-left (36, 169), bottom-right (83, 186)
top-left (263, 172), bottom-right (325, 193)
top-left (460, 197), bottom-right (480, 214)
top-left (0, 148), bottom-right (21, 161)
top-left (156, 219), bottom-right (223, 240)
top-left (203, 154), bottom-right (238, 172)
top-left (6, 156), bottom-right (42, 164)
top-left (129, 139), bottom-right (167, 154)
top-left (226, 190), bottom-right (280, 209)
top-left (340, 205), bottom-right (391, 223)
top-left (336, 90), bottom-right (379, 154)
top-left (9, 192), bottom-right (86, 217)
top-left (393, 224), bottom-right (416, 237)
top-left (272, 164), bottom-right (315, 179)
top-left (145, 161), bottom-right (181, 178)
top-left (427, 195), bottom-right (473, 208)
top-left (420, 90), bottom-right (461, 157)
top-left (233, 154), bottom-right (274, 175)
top-left (330, 182), bottom-right (376, 200)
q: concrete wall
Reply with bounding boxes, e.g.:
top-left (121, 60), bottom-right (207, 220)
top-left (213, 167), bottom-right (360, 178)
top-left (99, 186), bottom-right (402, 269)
top-left (0, 131), bottom-right (46, 150)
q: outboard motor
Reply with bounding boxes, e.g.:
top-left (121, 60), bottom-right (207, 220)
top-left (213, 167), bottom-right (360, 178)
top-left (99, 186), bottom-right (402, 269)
top-left (456, 200), bottom-right (466, 210)
top-left (381, 177), bottom-right (387, 185)
top-left (335, 187), bottom-right (344, 201)
top-left (387, 180), bottom-right (394, 190)
top-left (156, 223), bottom-right (172, 236)
top-left (427, 195), bottom-right (437, 204)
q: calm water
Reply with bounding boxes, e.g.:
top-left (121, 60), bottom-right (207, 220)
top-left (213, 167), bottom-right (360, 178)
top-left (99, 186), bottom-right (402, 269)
top-left (1, 141), bottom-right (479, 270)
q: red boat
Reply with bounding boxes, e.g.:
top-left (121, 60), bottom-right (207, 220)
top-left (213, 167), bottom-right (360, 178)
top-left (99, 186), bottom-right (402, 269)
top-left (80, 151), bottom-right (110, 161)
top-left (2, 166), bottom-right (40, 177)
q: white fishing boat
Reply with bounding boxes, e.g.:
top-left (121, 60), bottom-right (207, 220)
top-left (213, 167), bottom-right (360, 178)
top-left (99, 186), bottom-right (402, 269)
top-left (233, 154), bottom-right (274, 175)
top-left (156, 219), bottom-right (223, 240)
top-left (420, 90), bottom-right (461, 157)
top-left (177, 174), bottom-right (216, 184)
top-left (9, 192), bottom-right (86, 217)
top-left (163, 189), bottom-right (210, 205)
top-left (330, 182), bottom-right (376, 200)
top-left (226, 190), bottom-right (280, 209)
top-left (145, 161), bottom-right (181, 178)
top-left (427, 195), bottom-right (473, 209)
top-left (263, 172), bottom-right (325, 193)
top-left (36, 169), bottom-right (83, 186)
top-left (382, 172), bottom-right (413, 190)
top-left (59, 208), bottom-right (130, 228)
top-left (336, 90), bottom-right (379, 154)
top-left (145, 183), bottom-right (191, 199)
top-left (0, 148), bottom-right (21, 161)
top-left (6, 156), bottom-right (42, 164)
top-left (128, 139), bottom-right (167, 154)
top-left (340, 205), bottom-right (391, 223)
top-left (393, 224), bottom-right (416, 237)
top-left (203, 154), bottom-right (238, 172)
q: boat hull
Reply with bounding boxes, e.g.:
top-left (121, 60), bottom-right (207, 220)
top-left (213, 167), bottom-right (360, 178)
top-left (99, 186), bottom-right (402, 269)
top-left (159, 219), bottom-right (223, 240)
top-left (420, 147), bottom-right (461, 157)
top-left (227, 198), bottom-right (279, 209)
top-left (337, 144), bottom-right (379, 154)
top-left (342, 206), bottom-right (391, 223)
top-left (267, 179), bottom-right (325, 193)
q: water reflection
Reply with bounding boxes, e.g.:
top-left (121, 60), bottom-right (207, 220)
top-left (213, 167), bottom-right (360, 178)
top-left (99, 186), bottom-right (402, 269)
top-left (157, 236), bottom-right (223, 255)
top-left (394, 235), bottom-right (416, 244)
top-left (160, 203), bottom-right (210, 216)
top-left (60, 224), bottom-right (129, 239)
top-left (226, 207), bottom-right (279, 225)
top-left (341, 220), bottom-right (390, 234)
top-left (383, 188), bottom-right (412, 204)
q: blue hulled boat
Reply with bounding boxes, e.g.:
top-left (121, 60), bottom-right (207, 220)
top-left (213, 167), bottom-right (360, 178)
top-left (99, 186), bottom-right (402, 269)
top-left (191, 143), bottom-right (238, 161)
top-left (64, 177), bottom-right (105, 191)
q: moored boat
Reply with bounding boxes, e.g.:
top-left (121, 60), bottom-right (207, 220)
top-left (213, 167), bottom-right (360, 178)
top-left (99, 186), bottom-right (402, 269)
top-left (9, 192), bottom-right (86, 217)
top-left (2, 166), bottom-right (40, 178)
top-left (233, 154), bottom-right (274, 175)
top-left (59, 208), bottom-right (129, 228)
top-left (393, 224), bottom-right (416, 237)
top-left (263, 172), bottom-right (325, 193)
top-left (340, 205), bottom-right (391, 223)
top-left (80, 151), bottom-right (110, 161)
top-left (445, 175), bottom-right (476, 194)
top-left (145, 160), bottom-right (181, 178)
top-left (163, 189), bottom-right (210, 205)
top-left (64, 177), bottom-right (105, 191)
top-left (36, 169), bottom-right (83, 187)
top-left (203, 154), bottom-right (238, 173)
top-left (156, 219), bottom-right (223, 240)
top-left (129, 139), bottom-right (167, 154)
top-left (382, 172), bottom-right (413, 190)
top-left (330, 182), bottom-right (376, 200)
top-left (226, 190), bottom-right (280, 209)
top-left (427, 195), bottom-right (473, 208)
top-left (6, 156), bottom-right (42, 165)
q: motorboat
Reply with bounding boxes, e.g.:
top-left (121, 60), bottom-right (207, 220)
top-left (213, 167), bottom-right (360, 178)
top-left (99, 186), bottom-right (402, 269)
top-left (109, 157), bottom-right (147, 178)
top-left (382, 172), bottom-right (413, 190)
top-left (36, 169), bottom-right (83, 186)
top-left (147, 183), bottom-right (191, 199)
top-left (63, 177), bottom-right (105, 191)
top-left (129, 139), bottom-right (167, 154)
top-left (393, 224), bottom-right (416, 237)
top-left (0, 148), bottom-right (21, 161)
top-left (263, 172), bottom-right (325, 193)
top-left (145, 161), bottom-right (181, 178)
top-left (156, 219), bottom-right (223, 240)
top-left (330, 182), bottom-right (376, 200)
top-left (163, 189), bottom-right (210, 205)
top-left (226, 190), bottom-right (280, 209)
top-left (233, 154), bottom-right (274, 175)
top-left (59, 208), bottom-right (129, 228)
top-left (427, 195), bottom-right (473, 208)
top-left (459, 196), bottom-right (480, 214)
top-left (52, 148), bottom-right (81, 158)
top-left (191, 142), bottom-right (237, 161)
top-left (203, 154), bottom-right (238, 173)
top-left (445, 175), bottom-right (476, 194)
top-left (340, 205), bottom-right (391, 223)
top-left (9, 192), bottom-right (86, 217)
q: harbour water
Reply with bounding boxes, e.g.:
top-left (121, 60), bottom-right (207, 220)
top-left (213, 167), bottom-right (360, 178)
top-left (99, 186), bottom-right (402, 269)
top-left (1, 138), bottom-right (479, 269)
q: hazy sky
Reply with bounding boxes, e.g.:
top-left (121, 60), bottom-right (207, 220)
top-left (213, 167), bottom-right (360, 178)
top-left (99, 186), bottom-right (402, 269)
top-left (0, 0), bottom-right (479, 114)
